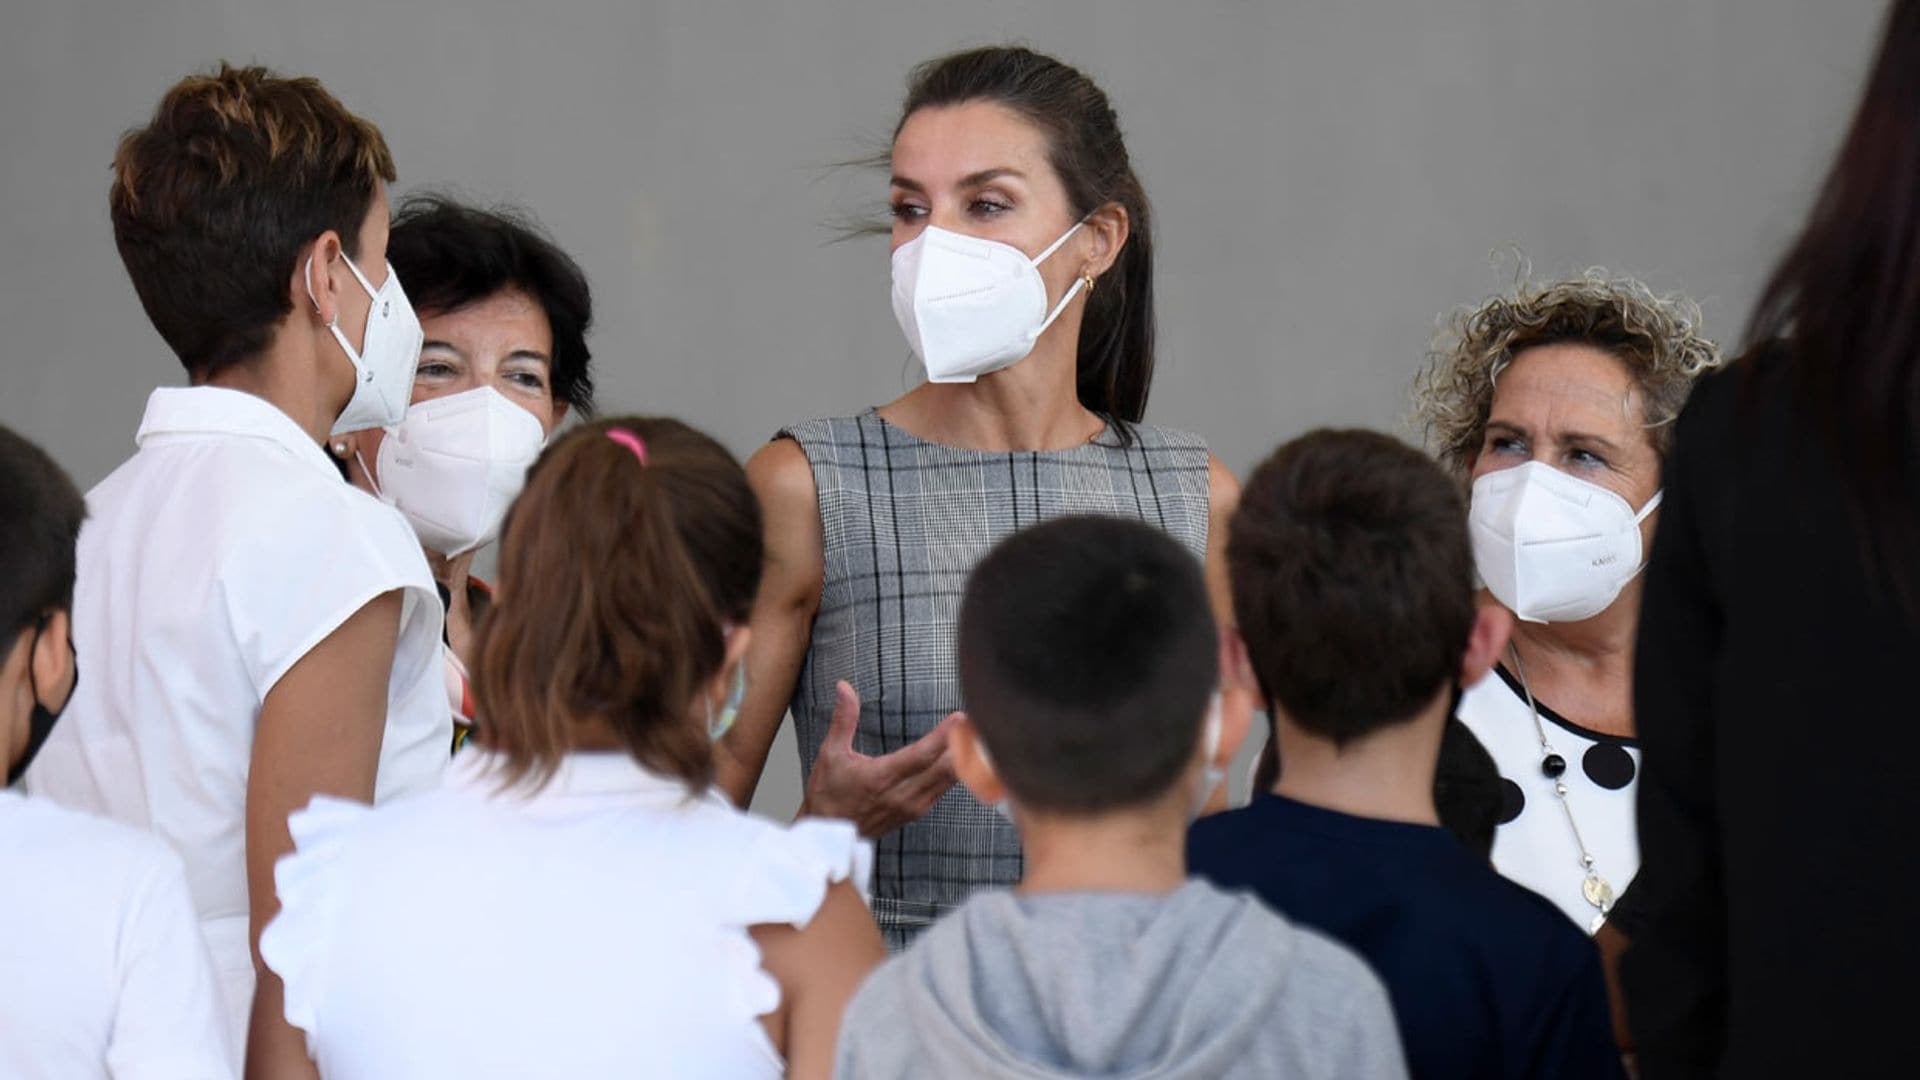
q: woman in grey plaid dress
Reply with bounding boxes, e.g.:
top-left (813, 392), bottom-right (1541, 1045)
top-left (716, 46), bottom-right (1240, 949)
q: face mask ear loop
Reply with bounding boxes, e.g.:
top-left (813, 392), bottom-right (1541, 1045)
top-left (1028, 219), bottom-right (1095, 337)
top-left (1633, 490), bottom-right (1664, 524)
top-left (353, 448), bottom-right (383, 499)
top-left (337, 252), bottom-right (383, 300)
top-left (1033, 275), bottom-right (1089, 337)
top-left (1031, 220), bottom-right (1085, 267)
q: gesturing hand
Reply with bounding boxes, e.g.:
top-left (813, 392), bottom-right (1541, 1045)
top-left (798, 680), bottom-right (959, 839)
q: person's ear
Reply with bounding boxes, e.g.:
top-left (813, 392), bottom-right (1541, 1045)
top-left (30, 609), bottom-right (75, 710)
top-left (550, 400), bottom-right (571, 430)
top-left (1078, 201), bottom-right (1130, 282)
top-left (1215, 629), bottom-right (1256, 766)
top-left (1458, 600), bottom-right (1514, 690)
top-left (707, 624), bottom-right (753, 709)
top-left (949, 713), bottom-right (1006, 807)
top-left (297, 231), bottom-right (347, 330)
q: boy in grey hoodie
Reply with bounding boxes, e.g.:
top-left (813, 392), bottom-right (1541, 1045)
top-left (833, 516), bottom-right (1408, 1080)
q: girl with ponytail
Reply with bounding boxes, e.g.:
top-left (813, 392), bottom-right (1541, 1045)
top-left (716, 46), bottom-right (1240, 949)
top-left (257, 417), bottom-right (885, 1079)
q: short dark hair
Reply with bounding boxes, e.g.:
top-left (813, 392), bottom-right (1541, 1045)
top-left (0, 427), bottom-right (87, 642)
top-left (1230, 429), bottom-right (1475, 747)
top-left (957, 516), bottom-right (1217, 813)
top-left (387, 194), bottom-right (596, 415)
top-left (110, 64), bottom-right (396, 382)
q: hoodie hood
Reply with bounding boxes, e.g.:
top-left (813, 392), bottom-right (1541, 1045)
top-left (888, 880), bottom-right (1296, 1078)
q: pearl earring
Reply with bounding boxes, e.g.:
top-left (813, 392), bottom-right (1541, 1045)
top-left (332, 442), bottom-right (348, 457)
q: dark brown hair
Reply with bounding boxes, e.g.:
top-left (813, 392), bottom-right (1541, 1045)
top-left (899, 46), bottom-right (1156, 435)
top-left (0, 426), bottom-right (87, 640)
top-left (1230, 429), bottom-right (1475, 746)
top-left (110, 63), bottom-right (396, 382)
top-left (387, 194), bottom-right (597, 415)
top-left (958, 516), bottom-right (1217, 813)
top-left (1744, 0), bottom-right (1920, 601)
top-left (473, 417), bottom-right (763, 791)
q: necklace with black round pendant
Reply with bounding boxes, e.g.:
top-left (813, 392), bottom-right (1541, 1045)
top-left (1510, 645), bottom-right (1615, 935)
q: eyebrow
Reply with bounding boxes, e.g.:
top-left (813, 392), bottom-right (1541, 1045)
top-left (420, 340), bottom-right (552, 366)
top-left (890, 166), bottom-right (1026, 193)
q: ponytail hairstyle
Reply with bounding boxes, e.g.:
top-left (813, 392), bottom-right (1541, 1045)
top-left (473, 416), bottom-right (763, 792)
top-left (898, 46), bottom-right (1156, 436)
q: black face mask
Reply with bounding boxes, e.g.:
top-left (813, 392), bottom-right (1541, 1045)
top-left (9, 617), bottom-right (76, 786)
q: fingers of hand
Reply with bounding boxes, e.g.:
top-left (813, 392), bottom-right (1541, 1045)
top-left (823, 680), bottom-right (863, 754)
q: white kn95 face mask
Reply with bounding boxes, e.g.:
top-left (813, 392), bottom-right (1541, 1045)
top-left (370, 385), bottom-right (546, 556)
top-left (1469, 461), bottom-right (1662, 624)
top-left (890, 221), bottom-right (1087, 384)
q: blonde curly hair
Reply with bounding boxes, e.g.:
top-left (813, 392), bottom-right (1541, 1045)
top-left (1413, 270), bottom-right (1725, 478)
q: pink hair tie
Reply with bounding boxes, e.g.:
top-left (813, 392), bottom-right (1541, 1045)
top-left (607, 428), bottom-right (649, 465)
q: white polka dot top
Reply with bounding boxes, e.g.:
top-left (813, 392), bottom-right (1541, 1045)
top-left (1457, 666), bottom-right (1641, 933)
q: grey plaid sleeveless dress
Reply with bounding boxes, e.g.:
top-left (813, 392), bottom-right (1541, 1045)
top-left (780, 411), bottom-right (1211, 947)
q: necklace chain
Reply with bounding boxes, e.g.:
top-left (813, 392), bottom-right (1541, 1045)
top-left (1507, 644), bottom-right (1614, 934)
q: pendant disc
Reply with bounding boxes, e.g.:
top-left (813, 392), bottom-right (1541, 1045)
top-left (1582, 872), bottom-right (1615, 911)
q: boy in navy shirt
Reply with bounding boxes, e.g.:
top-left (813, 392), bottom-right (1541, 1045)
top-left (1189, 429), bottom-right (1622, 1080)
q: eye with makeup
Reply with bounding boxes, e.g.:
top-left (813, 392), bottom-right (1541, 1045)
top-left (889, 200), bottom-right (929, 222)
top-left (969, 193), bottom-right (1014, 218)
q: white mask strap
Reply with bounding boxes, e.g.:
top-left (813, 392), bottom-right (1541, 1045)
top-left (338, 252), bottom-right (382, 299)
top-left (1029, 219), bottom-right (1092, 337)
top-left (353, 448), bottom-right (383, 499)
top-left (1033, 275), bottom-right (1089, 338)
top-left (1633, 490), bottom-right (1664, 524)
top-left (1031, 220), bottom-right (1084, 267)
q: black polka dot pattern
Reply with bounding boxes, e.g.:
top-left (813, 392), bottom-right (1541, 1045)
top-left (1582, 743), bottom-right (1637, 790)
top-left (1497, 778), bottom-right (1526, 824)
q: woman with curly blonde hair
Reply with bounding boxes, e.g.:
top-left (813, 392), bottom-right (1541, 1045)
top-left (1412, 271), bottom-right (1722, 935)
top-left (1413, 272), bottom-right (1722, 1059)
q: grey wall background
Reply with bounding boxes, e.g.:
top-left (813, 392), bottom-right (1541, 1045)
top-left (0, 0), bottom-right (1887, 818)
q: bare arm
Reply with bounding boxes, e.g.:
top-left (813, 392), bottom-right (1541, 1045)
top-left (1201, 454), bottom-right (1242, 814)
top-left (752, 881), bottom-right (887, 1080)
top-left (242, 591), bottom-right (399, 1080)
top-left (1203, 453), bottom-right (1240, 627)
top-left (715, 439), bottom-right (825, 807)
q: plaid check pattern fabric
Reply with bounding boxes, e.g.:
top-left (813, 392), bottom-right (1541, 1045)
top-left (781, 412), bottom-right (1211, 948)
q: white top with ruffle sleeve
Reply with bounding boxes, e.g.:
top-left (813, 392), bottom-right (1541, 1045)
top-left (260, 748), bottom-right (870, 1079)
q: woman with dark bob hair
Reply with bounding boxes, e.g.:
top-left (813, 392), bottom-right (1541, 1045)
top-left (714, 45), bottom-right (1241, 949)
top-left (330, 194), bottom-right (595, 747)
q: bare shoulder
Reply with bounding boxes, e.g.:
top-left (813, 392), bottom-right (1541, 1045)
top-left (747, 438), bottom-right (819, 517)
top-left (746, 438), bottom-right (824, 606)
